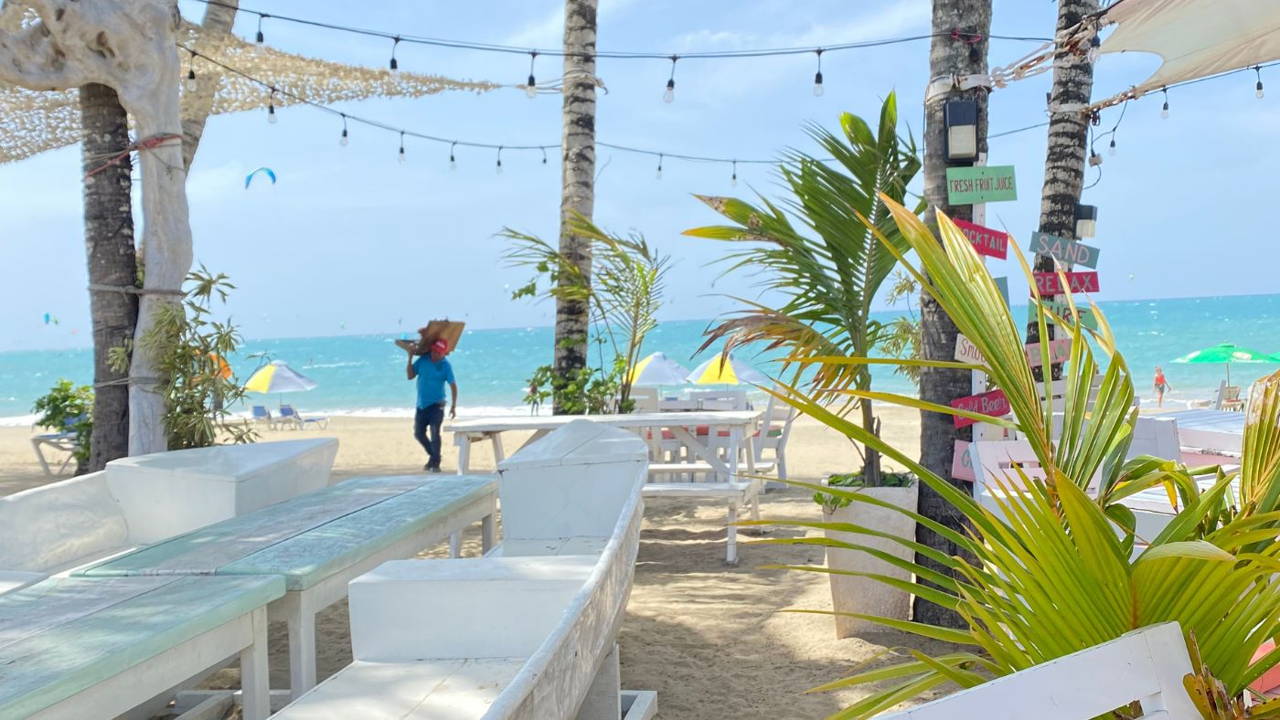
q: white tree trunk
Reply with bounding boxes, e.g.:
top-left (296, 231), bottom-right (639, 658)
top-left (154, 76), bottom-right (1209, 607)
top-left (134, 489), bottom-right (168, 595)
top-left (553, 0), bottom-right (598, 413)
top-left (0, 0), bottom-right (193, 455)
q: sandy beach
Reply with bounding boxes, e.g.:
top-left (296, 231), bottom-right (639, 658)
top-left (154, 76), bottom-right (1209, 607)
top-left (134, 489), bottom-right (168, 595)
top-left (0, 405), bottom-right (960, 718)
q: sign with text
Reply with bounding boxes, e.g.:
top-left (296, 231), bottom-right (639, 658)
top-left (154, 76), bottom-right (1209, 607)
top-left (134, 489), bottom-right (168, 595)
top-left (954, 219), bottom-right (1009, 259)
top-left (994, 276), bottom-right (1010, 307)
top-left (1033, 271), bottom-right (1100, 295)
top-left (954, 334), bottom-right (987, 366)
top-left (1029, 300), bottom-right (1099, 330)
top-left (1025, 338), bottom-right (1073, 368)
top-left (945, 165), bottom-right (1018, 204)
top-left (950, 388), bottom-right (1010, 428)
top-left (951, 440), bottom-right (976, 482)
top-left (1029, 231), bottom-right (1100, 269)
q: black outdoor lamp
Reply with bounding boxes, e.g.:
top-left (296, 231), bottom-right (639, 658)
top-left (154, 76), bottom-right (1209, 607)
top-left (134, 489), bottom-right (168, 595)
top-left (944, 100), bottom-right (979, 163)
top-left (1075, 204), bottom-right (1098, 239)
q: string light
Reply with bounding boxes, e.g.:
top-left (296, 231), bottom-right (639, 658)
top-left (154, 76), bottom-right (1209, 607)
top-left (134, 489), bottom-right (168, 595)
top-left (1160, 87), bottom-right (1169, 119)
top-left (184, 50), bottom-right (198, 93)
top-left (449, 141), bottom-right (457, 171)
top-left (663, 55), bottom-right (677, 103)
top-left (1087, 34), bottom-right (1101, 64)
top-left (389, 36), bottom-right (400, 76)
top-left (812, 49), bottom-right (825, 97)
top-left (656, 154), bottom-right (663, 180)
top-left (398, 131), bottom-right (406, 163)
top-left (339, 114), bottom-right (349, 146)
top-left (526, 51), bottom-right (538, 99)
top-left (255, 14), bottom-right (265, 44)
top-left (496, 146), bottom-right (503, 174)
top-left (267, 88), bottom-right (277, 124)
top-left (1108, 137), bottom-right (1116, 156)
top-left (540, 147), bottom-right (548, 165)
top-left (730, 160), bottom-right (738, 187)
top-left (1256, 66), bottom-right (1265, 99)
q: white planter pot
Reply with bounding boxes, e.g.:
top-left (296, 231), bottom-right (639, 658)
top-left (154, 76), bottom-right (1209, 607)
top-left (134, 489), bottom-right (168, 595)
top-left (823, 482), bottom-right (918, 639)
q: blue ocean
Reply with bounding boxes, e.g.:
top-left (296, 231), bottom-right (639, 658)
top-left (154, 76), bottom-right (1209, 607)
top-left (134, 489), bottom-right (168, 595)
top-left (3, 293), bottom-right (1279, 423)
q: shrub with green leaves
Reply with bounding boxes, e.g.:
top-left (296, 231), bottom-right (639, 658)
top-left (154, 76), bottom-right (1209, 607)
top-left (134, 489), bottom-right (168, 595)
top-left (32, 379), bottom-right (93, 469)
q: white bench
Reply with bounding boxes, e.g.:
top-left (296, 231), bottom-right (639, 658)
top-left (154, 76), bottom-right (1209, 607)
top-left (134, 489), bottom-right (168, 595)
top-left (276, 419), bottom-right (656, 720)
top-left (877, 622), bottom-right (1198, 719)
top-left (0, 575), bottom-right (283, 720)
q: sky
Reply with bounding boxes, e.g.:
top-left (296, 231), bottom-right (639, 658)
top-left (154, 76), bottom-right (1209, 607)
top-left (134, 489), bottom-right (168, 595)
top-left (1, 0), bottom-right (1275, 352)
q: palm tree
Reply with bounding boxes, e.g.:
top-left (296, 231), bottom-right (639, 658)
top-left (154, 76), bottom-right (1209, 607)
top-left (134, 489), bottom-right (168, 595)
top-left (1028, 0), bottom-right (1100, 369)
top-left (684, 94), bottom-right (921, 486)
top-left (554, 0), bottom-right (598, 413)
top-left (915, 0), bottom-right (992, 628)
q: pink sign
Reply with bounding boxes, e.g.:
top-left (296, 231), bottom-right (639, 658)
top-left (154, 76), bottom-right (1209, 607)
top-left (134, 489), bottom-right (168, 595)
top-left (1025, 338), bottom-right (1073, 368)
top-left (953, 219), bottom-right (1009, 260)
top-left (950, 389), bottom-right (1010, 428)
top-left (1033, 271), bottom-right (1100, 295)
top-left (951, 440), bottom-right (976, 482)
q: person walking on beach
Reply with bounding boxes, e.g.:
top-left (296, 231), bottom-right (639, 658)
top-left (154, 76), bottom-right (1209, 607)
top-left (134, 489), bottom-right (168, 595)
top-left (1154, 366), bottom-right (1171, 408)
top-left (406, 339), bottom-right (457, 472)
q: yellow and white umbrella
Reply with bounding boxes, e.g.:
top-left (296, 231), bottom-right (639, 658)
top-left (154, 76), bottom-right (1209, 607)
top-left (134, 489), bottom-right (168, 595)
top-left (629, 352), bottom-right (691, 386)
top-left (244, 360), bottom-right (317, 395)
top-left (686, 353), bottom-right (768, 385)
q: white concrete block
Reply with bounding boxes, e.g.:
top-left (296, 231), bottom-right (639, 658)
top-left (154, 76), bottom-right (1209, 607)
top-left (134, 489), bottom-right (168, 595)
top-left (106, 438), bottom-right (338, 543)
top-left (348, 557), bottom-right (596, 662)
top-left (0, 472), bottom-right (129, 573)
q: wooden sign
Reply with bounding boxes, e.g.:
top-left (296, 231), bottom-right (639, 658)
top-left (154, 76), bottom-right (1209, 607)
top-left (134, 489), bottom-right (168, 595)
top-left (1029, 300), bottom-right (1099, 330)
top-left (945, 165), bottom-right (1018, 204)
top-left (1033, 271), bottom-right (1100, 295)
top-left (951, 440), bottom-right (976, 482)
top-left (994, 276), bottom-right (1010, 307)
top-left (950, 389), bottom-right (1010, 428)
top-left (954, 334), bottom-right (986, 366)
top-left (1025, 338), bottom-right (1073, 368)
top-left (953, 219), bottom-right (1009, 259)
top-left (1029, 231), bottom-right (1100, 269)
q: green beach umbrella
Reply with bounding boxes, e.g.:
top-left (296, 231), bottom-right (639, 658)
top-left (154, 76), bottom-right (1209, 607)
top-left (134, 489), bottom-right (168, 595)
top-left (1171, 343), bottom-right (1276, 384)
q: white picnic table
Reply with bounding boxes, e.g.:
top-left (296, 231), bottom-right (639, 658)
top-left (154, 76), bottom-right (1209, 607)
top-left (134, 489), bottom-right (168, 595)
top-left (1163, 408), bottom-right (1245, 453)
top-left (0, 574), bottom-right (282, 720)
top-left (76, 473), bottom-right (497, 699)
top-left (450, 410), bottom-right (763, 481)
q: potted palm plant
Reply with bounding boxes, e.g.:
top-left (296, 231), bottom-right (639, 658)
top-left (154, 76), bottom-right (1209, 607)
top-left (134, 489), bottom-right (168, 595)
top-left (685, 93), bottom-right (923, 636)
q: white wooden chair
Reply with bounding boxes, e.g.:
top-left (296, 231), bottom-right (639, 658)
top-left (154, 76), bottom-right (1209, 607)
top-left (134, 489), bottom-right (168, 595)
top-left (876, 622), bottom-right (1199, 719)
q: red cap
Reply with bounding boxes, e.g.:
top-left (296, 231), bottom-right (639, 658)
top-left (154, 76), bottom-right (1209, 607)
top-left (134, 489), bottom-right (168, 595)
top-left (430, 339), bottom-right (449, 354)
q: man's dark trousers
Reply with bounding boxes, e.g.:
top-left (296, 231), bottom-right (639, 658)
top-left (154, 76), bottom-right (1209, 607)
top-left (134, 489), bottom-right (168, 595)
top-left (414, 403), bottom-right (445, 469)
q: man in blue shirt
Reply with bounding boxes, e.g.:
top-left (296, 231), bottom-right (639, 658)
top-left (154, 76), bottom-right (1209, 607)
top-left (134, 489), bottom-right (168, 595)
top-left (405, 338), bottom-right (458, 472)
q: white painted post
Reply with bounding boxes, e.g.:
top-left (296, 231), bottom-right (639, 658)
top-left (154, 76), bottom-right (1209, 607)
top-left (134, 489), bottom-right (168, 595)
top-left (239, 607), bottom-right (270, 720)
top-left (575, 643), bottom-right (622, 720)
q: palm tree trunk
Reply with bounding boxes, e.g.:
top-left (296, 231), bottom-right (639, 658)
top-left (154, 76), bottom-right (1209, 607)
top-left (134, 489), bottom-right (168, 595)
top-left (553, 0), bottom-right (597, 414)
top-left (1028, 0), bottom-right (1098, 366)
top-left (917, 0), bottom-right (992, 628)
top-left (79, 83), bottom-right (137, 473)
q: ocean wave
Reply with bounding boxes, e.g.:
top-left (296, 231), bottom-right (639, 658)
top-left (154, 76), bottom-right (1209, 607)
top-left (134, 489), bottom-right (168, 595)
top-left (302, 361), bottom-right (368, 369)
top-left (0, 414), bottom-right (37, 428)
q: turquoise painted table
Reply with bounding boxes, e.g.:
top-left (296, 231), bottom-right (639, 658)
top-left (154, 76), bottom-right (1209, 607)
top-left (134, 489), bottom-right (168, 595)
top-left (77, 474), bottom-right (498, 699)
top-left (0, 574), bottom-right (282, 720)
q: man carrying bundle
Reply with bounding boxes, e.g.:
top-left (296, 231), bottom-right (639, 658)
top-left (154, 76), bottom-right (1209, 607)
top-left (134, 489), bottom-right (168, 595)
top-left (405, 339), bottom-right (458, 472)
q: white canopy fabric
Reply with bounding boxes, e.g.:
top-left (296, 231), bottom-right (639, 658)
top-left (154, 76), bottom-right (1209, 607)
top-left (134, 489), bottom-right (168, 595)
top-left (1099, 0), bottom-right (1280, 99)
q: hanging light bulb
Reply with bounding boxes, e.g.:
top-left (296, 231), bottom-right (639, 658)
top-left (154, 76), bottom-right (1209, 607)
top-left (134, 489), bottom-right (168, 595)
top-left (812, 49), bottom-right (825, 97)
top-left (339, 115), bottom-right (349, 147)
top-left (1256, 66), bottom-right (1265, 99)
top-left (656, 154), bottom-right (663, 180)
top-left (525, 51), bottom-right (538, 99)
top-left (389, 37), bottom-right (401, 77)
top-left (255, 14), bottom-right (266, 44)
top-left (1108, 137), bottom-right (1116, 156)
top-left (449, 142), bottom-right (457, 171)
top-left (730, 161), bottom-right (738, 188)
top-left (1087, 34), bottom-right (1101, 64)
top-left (1160, 88), bottom-right (1169, 119)
top-left (540, 147), bottom-right (548, 166)
top-left (267, 90), bottom-right (277, 124)
top-left (398, 132), bottom-right (406, 164)
top-left (496, 146), bottom-right (503, 175)
top-left (663, 55), bottom-right (677, 103)
top-left (184, 51), bottom-right (198, 93)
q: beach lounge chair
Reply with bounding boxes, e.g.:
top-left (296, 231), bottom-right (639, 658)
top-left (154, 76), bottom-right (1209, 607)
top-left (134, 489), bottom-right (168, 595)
top-left (29, 414), bottom-right (83, 476)
top-left (878, 622), bottom-right (1198, 719)
top-left (279, 404), bottom-right (329, 430)
top-left (1218, 383), bottom-right (1244, 411)
top-left (251, 404), bottom-right (276, 430)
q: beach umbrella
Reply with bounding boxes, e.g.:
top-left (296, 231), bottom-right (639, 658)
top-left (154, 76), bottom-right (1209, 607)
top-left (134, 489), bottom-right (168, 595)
top-left (243, 361), bottom-right (317, 401)
top-left (686, 353), bottom-right (768, 386)
top-left (1172, 343), bottom-right (1277, 384)
top-left (629, 352), bottom-right (691, 386)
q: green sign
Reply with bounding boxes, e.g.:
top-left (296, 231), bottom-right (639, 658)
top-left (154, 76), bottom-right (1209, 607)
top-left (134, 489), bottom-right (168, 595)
top-left (994, 276), bottom-right (1010, 307)
top-left (1029, 299), bottom-right (1098, 330)
top-left (945, 165), bottom-right (1017, 204)
top-left (1029, 231), bottom-right (1100, 269)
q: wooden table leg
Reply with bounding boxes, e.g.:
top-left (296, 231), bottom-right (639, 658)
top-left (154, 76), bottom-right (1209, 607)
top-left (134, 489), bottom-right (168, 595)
top-left (240, 607), bottom-right (270, 719)
top-left (481, 511), bottom-right (496, 553)
top-left (454, 433), bottom-right (472, 475)
top-left (284, 595), bottom-right (318, 699)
